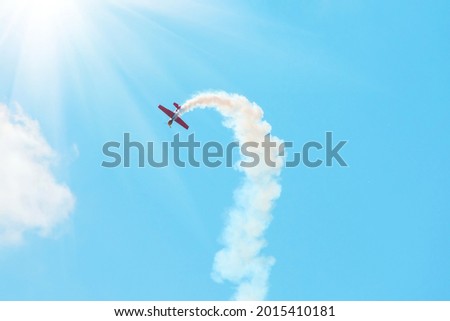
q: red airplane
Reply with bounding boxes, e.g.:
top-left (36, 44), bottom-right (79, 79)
top-left (158, 102), bottom-right (189, 130)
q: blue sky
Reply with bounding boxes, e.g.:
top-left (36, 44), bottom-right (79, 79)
top-left (0, 0), bottom-right (449, 300)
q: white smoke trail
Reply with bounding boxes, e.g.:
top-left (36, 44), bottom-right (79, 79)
top-left (182, 92), bottom-right (284, 300)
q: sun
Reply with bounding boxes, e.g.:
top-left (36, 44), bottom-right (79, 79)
top-left (1, 0), bottom-right (84, 42)
top-left (2, 0), bottom-right (87, 60)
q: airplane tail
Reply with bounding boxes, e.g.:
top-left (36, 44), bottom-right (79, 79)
top-left (173, 102), bottom-right (181, 110)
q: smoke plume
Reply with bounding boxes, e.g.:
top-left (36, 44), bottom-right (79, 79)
top-left (182, 92), bottom-right (284, 300)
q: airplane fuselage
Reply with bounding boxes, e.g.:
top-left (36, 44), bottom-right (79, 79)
top-left (168, 109), bottom-right (181, 127)
top-left (172, 109), bottom-right (181, 121)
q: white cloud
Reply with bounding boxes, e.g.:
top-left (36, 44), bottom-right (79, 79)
top-left (0, 103), bottom-right (75, 245)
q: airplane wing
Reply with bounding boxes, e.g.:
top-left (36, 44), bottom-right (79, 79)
top-left (158, 105), bottom-right (175, 118)
top-left (175, 116), bottom-right (189, 130)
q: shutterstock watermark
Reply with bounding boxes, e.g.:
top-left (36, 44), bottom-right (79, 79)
top-left (101, 132), bottom-right (348, 168)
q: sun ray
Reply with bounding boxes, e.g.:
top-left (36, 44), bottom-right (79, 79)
top-left (0, 0), bottom-right (237, 146)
